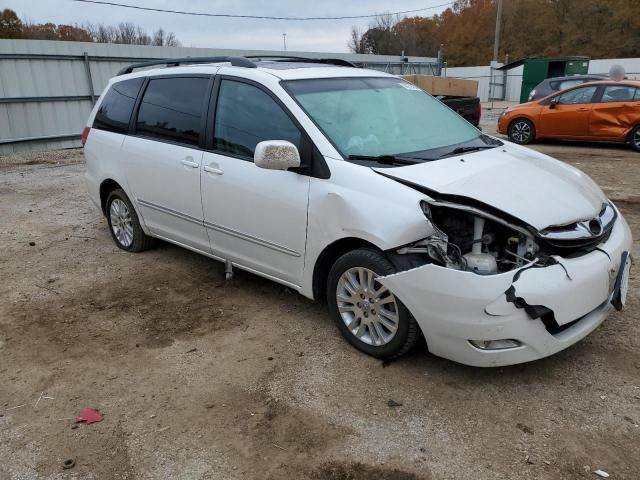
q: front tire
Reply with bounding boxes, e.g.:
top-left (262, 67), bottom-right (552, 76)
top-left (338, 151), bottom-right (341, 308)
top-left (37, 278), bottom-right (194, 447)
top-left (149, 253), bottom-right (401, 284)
top-left (327, 248), bottom-right (419, 360)
top-left (106, 189), bottom-right (155, 252)
top-left (630, 125), bottom-right (640, 152)
top-left (508, 118), bottom-right (535, 145)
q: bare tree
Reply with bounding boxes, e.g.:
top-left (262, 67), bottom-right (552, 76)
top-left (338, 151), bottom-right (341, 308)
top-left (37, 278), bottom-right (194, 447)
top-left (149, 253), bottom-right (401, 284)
top-left (136, 25), bottom-right (151, 45)
top-left (164, 32), bottom-right (180, 47)
top-left (116, 22), bottom-right (137, 44)
top-left (152, 28), bottom-right (165, 46)
top-left (84, 22), bottom-right (115, 43)
top-left (82, 21), bottom-right (180, 46)
top-left (348, 26), bottom-right (368, 53)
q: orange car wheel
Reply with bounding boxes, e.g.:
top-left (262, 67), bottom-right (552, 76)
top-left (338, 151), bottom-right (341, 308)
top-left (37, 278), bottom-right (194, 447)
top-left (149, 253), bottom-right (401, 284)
top-left (508, 118), bottom-right (535, 145)
top-left (630, 125), bottom-right (640, 152)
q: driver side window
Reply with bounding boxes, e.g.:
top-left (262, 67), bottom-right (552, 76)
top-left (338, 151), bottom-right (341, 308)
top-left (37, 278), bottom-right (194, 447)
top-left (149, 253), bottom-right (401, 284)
top-left (213, 80), bottom-right (302, 160)
top-left (557, 86), bottom-right (597, 105)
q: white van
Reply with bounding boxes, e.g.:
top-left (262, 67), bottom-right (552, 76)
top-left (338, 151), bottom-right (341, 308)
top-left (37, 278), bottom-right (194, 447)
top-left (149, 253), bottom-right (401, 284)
top-left (83, 56), bottom-right (632, 367)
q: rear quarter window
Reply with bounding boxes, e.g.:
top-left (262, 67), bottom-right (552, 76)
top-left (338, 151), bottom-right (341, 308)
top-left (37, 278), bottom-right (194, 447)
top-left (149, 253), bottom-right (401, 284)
top-left (601, 85), bottom-right (637, 102)
top-left (93, 77), bottom-right (144, 134)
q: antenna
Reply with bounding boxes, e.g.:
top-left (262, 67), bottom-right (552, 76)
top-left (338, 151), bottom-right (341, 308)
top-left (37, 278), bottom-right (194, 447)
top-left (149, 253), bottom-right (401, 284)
top-left (282, 33), bottom-right (287, 52)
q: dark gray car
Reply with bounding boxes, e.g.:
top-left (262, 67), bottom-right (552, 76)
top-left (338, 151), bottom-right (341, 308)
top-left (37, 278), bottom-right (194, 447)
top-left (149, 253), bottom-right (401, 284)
top-left (528, 74), bottom-right (607, 101)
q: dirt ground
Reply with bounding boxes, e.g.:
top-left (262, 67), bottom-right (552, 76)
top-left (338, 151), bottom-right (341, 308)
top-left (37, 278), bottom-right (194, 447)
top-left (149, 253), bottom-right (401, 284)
top-left (1, 112), bottom-right (639, 480)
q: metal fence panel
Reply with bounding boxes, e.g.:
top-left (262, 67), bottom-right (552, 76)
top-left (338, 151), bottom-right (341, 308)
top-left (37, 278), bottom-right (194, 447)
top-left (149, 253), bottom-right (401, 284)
top-left (0, 39), bottom-right (439, 153)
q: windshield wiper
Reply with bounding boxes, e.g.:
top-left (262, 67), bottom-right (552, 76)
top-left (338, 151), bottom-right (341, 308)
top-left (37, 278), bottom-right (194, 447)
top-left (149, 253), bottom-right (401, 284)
top-left (438, 145), bottom-right (497, 158)
top-left (347, 154), bottom-right (424, 165)
top-left (480, 133), bottom-right (503, 145)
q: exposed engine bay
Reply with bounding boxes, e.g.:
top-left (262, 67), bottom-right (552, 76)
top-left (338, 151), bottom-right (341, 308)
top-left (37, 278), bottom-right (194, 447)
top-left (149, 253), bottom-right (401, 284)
top-left (396, 202), bottom-right (538, 274)
top-left (393, 199), bottom-right (613, 276)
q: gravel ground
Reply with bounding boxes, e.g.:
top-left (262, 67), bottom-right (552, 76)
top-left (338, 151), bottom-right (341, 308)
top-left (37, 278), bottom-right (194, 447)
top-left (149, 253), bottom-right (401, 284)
top-left (1, 113), bottom-right (639, 479)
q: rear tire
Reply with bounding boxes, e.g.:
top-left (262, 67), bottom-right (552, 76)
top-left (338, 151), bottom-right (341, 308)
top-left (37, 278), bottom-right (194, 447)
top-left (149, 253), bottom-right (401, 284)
top-left (630, 125), bottom-right (640, 152)
top-left (326, 248), bottom-right (419, 360)
top-left (106, 189), bottom-right (155, 252)
top-left (508, 118), bottom-right (535, 145)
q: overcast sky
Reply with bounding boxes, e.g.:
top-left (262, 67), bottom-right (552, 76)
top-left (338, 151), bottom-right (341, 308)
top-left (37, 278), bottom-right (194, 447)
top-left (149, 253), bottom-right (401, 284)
top-left (5, 0), bottom-right (452, 52)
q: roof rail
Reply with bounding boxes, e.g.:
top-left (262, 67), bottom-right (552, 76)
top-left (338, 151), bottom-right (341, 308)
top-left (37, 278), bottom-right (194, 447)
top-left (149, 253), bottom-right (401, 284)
top-left (116, 56), bottom-right (256, 76)
top-left (245, 55), bottom-right (357, 68)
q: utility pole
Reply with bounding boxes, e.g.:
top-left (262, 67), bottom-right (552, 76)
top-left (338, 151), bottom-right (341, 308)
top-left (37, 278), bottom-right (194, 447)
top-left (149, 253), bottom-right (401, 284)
top-left (282, 33), bottom-right (287, 52)
top-left (492, 0), bottom-right (504, 62)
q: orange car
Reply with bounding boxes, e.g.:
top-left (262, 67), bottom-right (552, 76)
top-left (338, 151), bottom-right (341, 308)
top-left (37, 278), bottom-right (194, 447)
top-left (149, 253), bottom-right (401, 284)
top-left (498, 80), bottom-right (640, 151)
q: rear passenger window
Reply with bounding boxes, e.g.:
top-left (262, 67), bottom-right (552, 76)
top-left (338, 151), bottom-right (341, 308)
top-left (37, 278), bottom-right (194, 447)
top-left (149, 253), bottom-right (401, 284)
top-left (601, 85), bottom-right (637, 103)
top-left (135, 77), bottom-right (209, 147)
top-left (93, 77), bottom-right (143, 134)
top-left (213, 80), bottom-right (302, 158)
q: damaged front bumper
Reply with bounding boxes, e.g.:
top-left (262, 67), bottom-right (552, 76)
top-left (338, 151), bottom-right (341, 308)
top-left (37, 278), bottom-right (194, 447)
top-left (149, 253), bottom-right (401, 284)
top-left (378, 211), bottom-right (633, 367)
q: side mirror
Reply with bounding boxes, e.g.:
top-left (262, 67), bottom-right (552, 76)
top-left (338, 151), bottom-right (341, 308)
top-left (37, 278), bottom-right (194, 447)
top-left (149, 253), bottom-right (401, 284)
top-left (549, 98), bottom-right (559, 109)
top-left (254, 140), bottom-right (301, 171)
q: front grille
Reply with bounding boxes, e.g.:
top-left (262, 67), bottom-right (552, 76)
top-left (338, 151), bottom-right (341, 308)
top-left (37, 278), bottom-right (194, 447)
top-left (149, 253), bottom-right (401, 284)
top-left (538, 203), bottom-right (616, 252)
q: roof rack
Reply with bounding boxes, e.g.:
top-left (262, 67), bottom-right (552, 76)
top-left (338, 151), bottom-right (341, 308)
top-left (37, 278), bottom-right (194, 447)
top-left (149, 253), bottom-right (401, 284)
top-left (116, 56), bottom-right (256, 75)
top-left (245, 55), bottom-right (357, 68)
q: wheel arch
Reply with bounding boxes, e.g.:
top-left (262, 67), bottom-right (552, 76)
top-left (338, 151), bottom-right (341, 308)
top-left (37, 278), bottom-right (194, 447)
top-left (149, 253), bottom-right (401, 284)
top-left (625, 123), bottom-right (640, 141)
top-left (311, 237), bottom-right (382, 301)
top-left (99, 178), bottom-right (123, 215)
top-left (99, 179), bottom-right (150, 233)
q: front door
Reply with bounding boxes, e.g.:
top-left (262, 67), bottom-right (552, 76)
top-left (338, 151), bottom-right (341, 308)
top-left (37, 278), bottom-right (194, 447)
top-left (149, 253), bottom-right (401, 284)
top-left (201, 77), bottom-right (311, 287)
top-left (121, 75), bottom-right (211, 252)
top-left (538, 85), bottom-right (598, 138)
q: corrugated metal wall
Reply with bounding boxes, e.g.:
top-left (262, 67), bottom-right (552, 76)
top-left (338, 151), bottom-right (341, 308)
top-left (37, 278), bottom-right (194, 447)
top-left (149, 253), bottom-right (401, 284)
top-left (0, 39), bottom-right (439, 153)
top-left (589, 58), bottom-right (640, 79)
top-left (443, 64), bottom-right (523, 102)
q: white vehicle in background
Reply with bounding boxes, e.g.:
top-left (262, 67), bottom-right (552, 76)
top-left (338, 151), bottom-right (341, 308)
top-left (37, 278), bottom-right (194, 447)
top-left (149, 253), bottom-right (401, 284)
top-left (83, 56), bottom-right (632, 367)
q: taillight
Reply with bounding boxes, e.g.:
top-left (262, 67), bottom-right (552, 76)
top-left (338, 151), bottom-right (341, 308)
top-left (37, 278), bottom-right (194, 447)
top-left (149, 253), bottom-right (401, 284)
top-left (81, 126), bottom-right (90, 146)
top-left (473, 103), bottom-right (482, 122)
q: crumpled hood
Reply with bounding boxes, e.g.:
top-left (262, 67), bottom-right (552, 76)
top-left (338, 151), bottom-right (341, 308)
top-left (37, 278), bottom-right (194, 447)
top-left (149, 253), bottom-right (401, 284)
top-left (374, 142), bottom-right (606, 231)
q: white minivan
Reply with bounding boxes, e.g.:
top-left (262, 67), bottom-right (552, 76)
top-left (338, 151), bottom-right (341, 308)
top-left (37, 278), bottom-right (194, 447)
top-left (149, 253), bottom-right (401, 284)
top-left (84, 56), bottom-right (632, 367)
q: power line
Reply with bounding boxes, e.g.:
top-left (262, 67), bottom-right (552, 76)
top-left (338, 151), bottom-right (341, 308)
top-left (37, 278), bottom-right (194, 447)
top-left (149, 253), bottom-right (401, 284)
top-left (70, 0), bottom-right (455, 21)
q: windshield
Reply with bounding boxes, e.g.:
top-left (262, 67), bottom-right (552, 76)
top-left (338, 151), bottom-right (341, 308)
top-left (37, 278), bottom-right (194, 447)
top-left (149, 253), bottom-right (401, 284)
top-left (283, 77), bottom-right (487, 162)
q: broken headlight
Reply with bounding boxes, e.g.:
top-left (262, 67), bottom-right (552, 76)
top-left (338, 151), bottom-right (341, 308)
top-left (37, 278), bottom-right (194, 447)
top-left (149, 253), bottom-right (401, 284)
top-left (398, 200), bottom-right (540, 274)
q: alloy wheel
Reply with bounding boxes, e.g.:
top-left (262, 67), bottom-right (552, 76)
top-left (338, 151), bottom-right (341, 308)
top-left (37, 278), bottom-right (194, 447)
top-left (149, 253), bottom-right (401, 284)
top-left (109, 198), bottom-right (134, 247)
top-left (512, 121), bottom-right (531, 143)
top-left (634, 129), bottom-right (640, 150)
top-left (336, 267), bottom-right (400, 346)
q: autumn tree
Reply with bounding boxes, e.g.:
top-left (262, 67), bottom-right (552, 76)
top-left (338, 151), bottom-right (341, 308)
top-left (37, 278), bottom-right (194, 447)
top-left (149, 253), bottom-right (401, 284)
top-left (0, 9), bottom-right (23, 38)
top-left (348, 0), bottom-right (640, 66)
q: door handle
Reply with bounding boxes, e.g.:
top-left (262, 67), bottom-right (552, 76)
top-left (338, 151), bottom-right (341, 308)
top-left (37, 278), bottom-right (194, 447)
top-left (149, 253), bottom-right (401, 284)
top-left (181, 157), bottom-right (199, 168)
top-left (576, 107), bottom-right (589, 111)
top-left (204, 164), bottom-right (224, 175)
